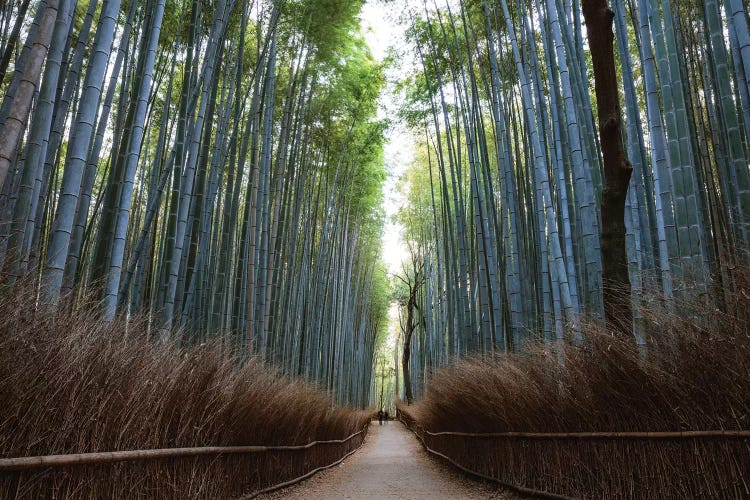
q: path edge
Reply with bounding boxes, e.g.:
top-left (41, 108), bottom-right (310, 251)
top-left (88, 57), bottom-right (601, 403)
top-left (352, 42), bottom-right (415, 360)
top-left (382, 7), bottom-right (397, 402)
top-left (239, 423), bottom-right (371, 499)
top-left (397, 414), bottom-right (576, 500)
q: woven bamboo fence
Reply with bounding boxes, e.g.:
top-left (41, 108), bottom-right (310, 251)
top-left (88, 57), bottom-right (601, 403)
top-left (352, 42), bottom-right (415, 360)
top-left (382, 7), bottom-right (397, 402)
top-left (398, 406), bottom-right (750, 499)
top-left (0, 424), bottom-right (369, 498)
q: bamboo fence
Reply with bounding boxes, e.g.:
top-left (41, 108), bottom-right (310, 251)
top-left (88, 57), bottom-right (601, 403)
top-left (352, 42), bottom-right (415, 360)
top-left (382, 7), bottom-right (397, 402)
top-left (398, 407), bottom-right (750, 499)
top-left (0, 424), bottom-right (369, 497)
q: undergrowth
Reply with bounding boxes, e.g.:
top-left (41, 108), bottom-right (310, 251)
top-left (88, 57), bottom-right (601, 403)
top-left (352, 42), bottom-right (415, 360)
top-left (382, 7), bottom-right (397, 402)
top-left (0, 287), bottom-right (371, 498)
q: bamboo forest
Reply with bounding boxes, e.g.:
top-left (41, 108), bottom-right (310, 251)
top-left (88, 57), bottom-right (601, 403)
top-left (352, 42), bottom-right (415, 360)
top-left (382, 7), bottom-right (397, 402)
top-left (0, 0), bottom-right (749, 497)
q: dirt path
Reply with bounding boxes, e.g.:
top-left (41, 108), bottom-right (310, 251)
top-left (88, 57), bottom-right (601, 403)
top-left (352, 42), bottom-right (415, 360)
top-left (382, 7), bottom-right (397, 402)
top-left (260, 421), bottom-right (515, 499)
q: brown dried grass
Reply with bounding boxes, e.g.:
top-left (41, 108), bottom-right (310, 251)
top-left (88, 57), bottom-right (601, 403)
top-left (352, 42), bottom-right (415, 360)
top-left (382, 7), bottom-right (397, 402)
top-left (400, 270), bottom-right (750, 498)
top-left (0, 286), bottom-right (371, 498)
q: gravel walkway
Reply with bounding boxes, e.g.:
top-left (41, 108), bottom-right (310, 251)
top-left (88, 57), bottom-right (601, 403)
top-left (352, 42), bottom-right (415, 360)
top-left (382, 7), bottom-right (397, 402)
top-left (258, 421), bottom-right (516, 499)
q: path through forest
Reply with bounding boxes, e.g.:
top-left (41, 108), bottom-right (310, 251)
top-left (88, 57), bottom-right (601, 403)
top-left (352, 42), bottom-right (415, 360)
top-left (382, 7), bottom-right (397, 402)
top-left (260, 421), bottom-right (514, 499)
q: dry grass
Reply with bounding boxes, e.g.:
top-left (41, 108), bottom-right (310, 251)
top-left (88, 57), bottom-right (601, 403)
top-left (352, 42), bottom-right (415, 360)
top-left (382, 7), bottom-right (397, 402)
top-left (0, 287), bottom-right (371, 498)
top-left (400, 271), bottom-right (750, 498)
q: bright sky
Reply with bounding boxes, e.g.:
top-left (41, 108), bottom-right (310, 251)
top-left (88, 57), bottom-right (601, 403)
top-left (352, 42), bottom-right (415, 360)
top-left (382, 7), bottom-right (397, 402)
top-left (360, 1), bottom-right (416, 400)
top-left (360, 0), bottom-right (415, 277)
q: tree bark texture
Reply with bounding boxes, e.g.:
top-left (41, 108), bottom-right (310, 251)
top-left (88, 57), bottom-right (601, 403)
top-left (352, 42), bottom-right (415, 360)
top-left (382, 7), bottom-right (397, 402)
top-left (402, 292), bottom-right (415, 405)
top-left (582, 0), bottom-right (633, 334)
top-left (0, 0), bottom-right (32, 83)
top-left (0, 0), bottom-right (59, 191)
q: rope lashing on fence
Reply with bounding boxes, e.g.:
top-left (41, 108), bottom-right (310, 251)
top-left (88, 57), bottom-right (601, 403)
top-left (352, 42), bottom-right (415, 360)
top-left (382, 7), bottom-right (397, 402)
top-left (0, 427), bottom-right (368, 472)
top-left (423, 429), bottom-right (750, 439)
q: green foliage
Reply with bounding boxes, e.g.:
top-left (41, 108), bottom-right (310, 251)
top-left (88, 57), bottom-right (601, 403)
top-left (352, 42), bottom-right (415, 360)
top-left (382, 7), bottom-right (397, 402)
top-left (2, 0), bottom-right (390, 410)
top-left (389, 274), bottom-right (409, 304)
top-left (396, 142), bottom-right (439, 242)
top-left (283, 0), bottom-right (366, 63)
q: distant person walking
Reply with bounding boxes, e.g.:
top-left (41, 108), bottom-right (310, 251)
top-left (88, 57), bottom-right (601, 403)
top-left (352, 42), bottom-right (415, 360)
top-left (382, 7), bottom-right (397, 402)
top-left (377, 409), bottom-right (384, 425)
top-left (384, 410), bottom-right (389, 423)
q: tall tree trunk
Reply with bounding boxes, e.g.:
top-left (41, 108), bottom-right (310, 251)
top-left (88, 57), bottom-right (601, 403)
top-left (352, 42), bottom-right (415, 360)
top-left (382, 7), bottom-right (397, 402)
top-left (401, 293), bottom-right (415, 405)
top-left (3, 0), bottom-right (73, 284)
top-left (103, 0), bottom-right (166, 320)
top-left (0, 0), bottom-right (31, 83)
top-left (0, 0), bottom-right (59, 192)
top-left (582, 0), bottom-right (633, 334)
top-left (41, 0), bottom-right (123, 306)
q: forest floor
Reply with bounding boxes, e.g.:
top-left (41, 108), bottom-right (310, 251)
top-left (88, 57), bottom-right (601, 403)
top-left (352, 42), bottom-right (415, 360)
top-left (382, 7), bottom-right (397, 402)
top-left (258, 421), bottom-right (515, 499)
